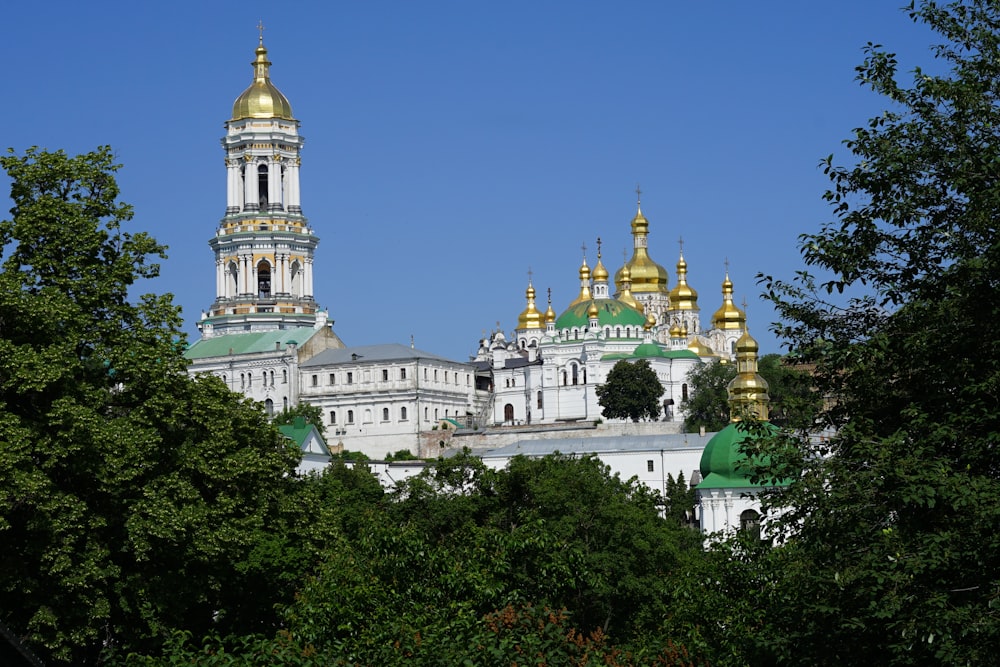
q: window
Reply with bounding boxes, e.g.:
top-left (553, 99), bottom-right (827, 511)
top-left (562, 370), bottom-right (567, 386)
top-left (504, 404), bottom-right (514, 422)
top-left (466, 374), bottom-right (470, 386)
top-left (400, 368), bottom-right (407, 380)
top-left (382, 407), bottom-right (390, 421)
top-left (347, 410), bottom-right (354, 424)
top-left (682, 383), bottom-right (689, 402)
top-left (424, 407), bottom-right (429, 420)
top-left (583, 369), bottom-right (587, 384)
top-left (330, 373), bottom-right (336, 385)
top-left (364, 409), bottom-right (372, 423)
top-left (424, 368), bottom-right (428, 380)
top-left (264, 399), bottom-right (274, 417)
top-left (571, 364), bottom-right (578, 386)
top-left (434, 370), bottom-right (439, 381)
top-left (740, 510), bottom-right (761, 540)
top-left (282, 369), bottom-right (288, 383)
top-left (257, 260), bottom-right (271, 298)
top-left (382, 369), bottom-right (389, 381)
top-left (283, 397), bottom-right (288, 410)
top-left (400, 407), bottom-right (407, 420)
top-left (537, 391), bottom-right (543, 409)
top-left (330, 410), bottom-right (337, 424)
top-left (347, 372), bottom-right (353, 384)
top-left (311, 374), bottom-right (318, 387)
top-left (257, 164), bottom-right (269, 208)
top-left (434, 408), bottom-right (439, 420)
top-left (647, 460), bottom-right (654, 472)
top-left (269, 370), bottom-right (275, 386)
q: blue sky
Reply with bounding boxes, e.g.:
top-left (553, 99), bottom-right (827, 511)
top-left (5, 1), bottom-right (937, 359)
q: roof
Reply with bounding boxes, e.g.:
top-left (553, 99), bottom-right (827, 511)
top-left (480, 432), bottom-right (715, 460)
top-left (184, 327), bottom-right (320, 360)
top-left (301, 343), bottom-right (469, 367)
top-left (555, 299), bottom-right (647, 330)
top-left (277, 417), bottom-right (330, 456)
top-left (697, 422), bottom-right (785, 489)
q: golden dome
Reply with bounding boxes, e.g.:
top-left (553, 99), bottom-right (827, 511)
top-left (668, 253), bottom-right (699, 310)
top-left (669, 321), bottom-right (683, 338)
top-left (545, 296), bottom-right (556, 324)
top-left (711, 272), bottom-right (746, 330)
top-left (517, 282), bottom-right (544, 330)
top-left (614, 203), bottom-right (669, 295)
top-left (688, 338), bottom-right (718, 357)
top-left (588, 302), bottom-right (600, 319)
top-left (616, 264), bottom-right (644, 313)
top-left (232, 40), bottom-right (294, 121)
top-left (593, 255), bottom-right (609, 282)
top-left (728, 325), bottom-right (770, 421)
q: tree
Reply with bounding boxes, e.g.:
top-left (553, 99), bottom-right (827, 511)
top-left (755, 2), bottom-right (1000, 663)
top-left (682, 355), bottom-right (819, 433)
top-left (681, 359), bottom-right (736, 432)
top-left (596, 359), bottom-right (663, 422)
top-left (0, 148), bottom-right (301, 664)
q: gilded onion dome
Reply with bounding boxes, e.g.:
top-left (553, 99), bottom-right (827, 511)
top-left (588, 302), bottom-right (600, 320)
top-left (517, 282), bottom-right (544, 330)
top-left (669, 252), bottom-right (699, 310)
top-left (232, 39), bottom-right (294, 121)
top-left (617, 264), bottom-right (644, 313)
top-left (545, 295), bottom-right (557, 324)
top-left (727, 327), bottom-right (770, 421)
top-left (614, 203), bottom-right (670, 295)
top-left (669, 320), bottom-right (683, 338)
top-left (711, 272), bottom-right (746, 330)
top-left (688, 338), bottom-right (718, 358)
top-left (593, 254), bottom-right (609, 282)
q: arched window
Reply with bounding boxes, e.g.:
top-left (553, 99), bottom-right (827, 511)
top-left (289, 260), bottom-right (302, 296)
top-left (400, 407), bottom-right (407, 420)
top-left (571, 364), bottom-right (578, 386)
top-left (616, 326), bottom-right (621, 338)
top-left (257, 164), bottom-right (269, 209)
top-left (227, 260), bottom-right (239, 296)
top-left (562, 370), bottom-right (567, 386)
top-left (504, 403), bottom-right (514, 423)
top-left (330, 410), bottom-right (337, 424)
top-left (424, 407), bottom-right (429, 420)
top-left (382, 407), bottom-right (389, 421)
top-left (682, 383), bottom-right (689, 402)
top-left (269, 370), bottom-right (274, 386)
top-left (264, 399), bottom-right (274, 416)
top-left (282, 369), bottom-right (288, 383)
top-left (257, 260), bottom-right (272, 298)
top-left (740, 509), bottom-right (761, 540)
top-left (240, 373), bottom-right (245, 389)
top-left (282, 397), bottom-right (288, 410)
top-left (347, 410), bottom-right (354, 423)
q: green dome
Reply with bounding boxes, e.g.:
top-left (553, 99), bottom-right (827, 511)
top-left (555, 298), bottom-right (647, 330)
top-left (697, 422), bottom-right (781, 489)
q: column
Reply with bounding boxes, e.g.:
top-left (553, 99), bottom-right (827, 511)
top-left (244, 158), bottom-right (258, 212)
top-left (269, 157), bottom-right (283, 211)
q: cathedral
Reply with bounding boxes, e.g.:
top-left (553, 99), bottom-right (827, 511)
top-left (474, 199), bottom-right (750, 426)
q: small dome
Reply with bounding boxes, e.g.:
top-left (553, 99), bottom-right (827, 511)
top-left (669, 321), bottom-right (683, 338)
top-left (712, 273), bottom-right (746, 330)
top-left (593, 255), bottom-right (609, 282)
top-left (588, 302), bottom-right (599, 319)
top-left (517, 283), bottom-right (543, 330)
top-left (669, 253), bottom-right (699, 310)
top-left (687, 338), bottom-right (718, 358)
top-left (232, 41), bottom-right (294, 121)
top-left (568, 257), bottom-right (593, 307)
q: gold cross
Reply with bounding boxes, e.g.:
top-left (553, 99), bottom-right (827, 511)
top-left (257, 20), bottom-right (265, 44)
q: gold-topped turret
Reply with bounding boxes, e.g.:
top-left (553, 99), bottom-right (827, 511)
top-left (568, 245), bottom-right (593, 307)
top-left (727, 321), bottom-right (770, 421)
top-left (614, 189), bottom-right (669, 295)
top-left (544, 289), bottom-right (556, 324)
top-left (232, 28), bottom-right (294, 121)
top-left (711, 268), bottom-right (746, 331)
top-left (517, 277), bottom-right (543, 330)
top-left (617, 263), bottom-right (644, 313)
top-left (668, 241), bottom-right (699, 311)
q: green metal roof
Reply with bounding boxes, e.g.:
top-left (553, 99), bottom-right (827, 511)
top-left (277, 417), bottom-right (330, 455)
top-left (600, 345), bottom-right (700, 362)
top-left (184, 327), bottom-right (320, 360)
top-left (697, 422), bottom-right (786, 489)
top-left (555, 299), bottom-right (647, 330)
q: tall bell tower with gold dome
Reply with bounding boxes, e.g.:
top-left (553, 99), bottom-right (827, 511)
top-left (198, 30), bottom-right (324, 338)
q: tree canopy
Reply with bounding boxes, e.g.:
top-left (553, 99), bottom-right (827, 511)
top-left (754, 1), bottom-right (1000, 662)
top-left (0, 147), bottom-right (304, 664)
top-left (596, 359), bottom-right (664, 422)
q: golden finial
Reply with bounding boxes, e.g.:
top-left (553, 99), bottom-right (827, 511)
top-left (678, 235), bottom-right (684, 255)
top-left (580, 241), bottom-right (587, 259)
top-left (724, 256), bottom-right (730, 274)
top-left (635, 184), bottom-right (642, 206)
top-left (527, 266), bottom-right (533, 285)
top-left (257, 20), bottom-right (265, 45)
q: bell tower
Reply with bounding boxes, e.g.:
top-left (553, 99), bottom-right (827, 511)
top-left (199, 29), bottom-right (323, 338)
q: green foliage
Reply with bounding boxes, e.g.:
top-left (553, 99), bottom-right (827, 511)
top-left (754, 2), bottom-right (1000, 663)
top-left (0, 147), bottom-right (302, 664)
top-left (682, 356), bottom-right (819, 433)
top-left (596, 359), bottom-right (664, 422)
top-left (273, 403), bottom-right (326, 440)
top-left (384, 448), bottom-right (418, 461)
top-left (681, 360), bottom-right (736, 432)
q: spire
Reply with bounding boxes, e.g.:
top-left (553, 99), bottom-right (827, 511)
top-left (727, 317), bottom-right (770, 422)
top-left (614, 189), bottom-right (669, 295)
top-left (711, 260), bottom-right (746, 331)
top-left (668, 236), bottom-right (699, 311)
top-left (516, 268), bottom-right (543, 330)
top-left (568, 242), bottom-right (593, 306)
